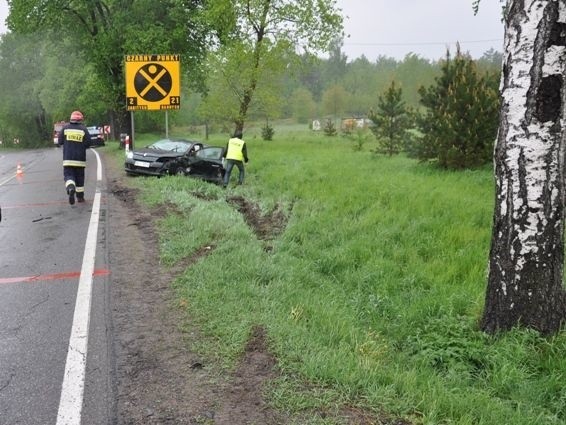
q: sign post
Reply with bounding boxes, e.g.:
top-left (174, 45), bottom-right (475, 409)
top-left (124, 54), bottom-right (181, 141)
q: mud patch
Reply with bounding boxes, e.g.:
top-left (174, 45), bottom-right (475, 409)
top-left (191, 190), bottom-right (218, 201)
top-left (110, 184), bottom-right (140, 203)
top-left (227, 196), bottom-right (288, 246)
top-left (168, 244), bottom-right (216, 278)
top-left (212, 325), bottom-right (285, 424)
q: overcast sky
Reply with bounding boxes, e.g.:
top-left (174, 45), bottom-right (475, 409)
top-left (0, 0), bottom-right (504, 61)
top-left (336, 0), bottom-right (505, 61)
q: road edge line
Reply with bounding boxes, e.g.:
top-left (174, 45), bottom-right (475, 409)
top-left (56, 148), bottom-right (102, 425)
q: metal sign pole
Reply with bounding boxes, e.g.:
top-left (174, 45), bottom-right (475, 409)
top-left (131, 111), bottom-right (135, 149)
top-left (165, 111), bottom-right (169, 139)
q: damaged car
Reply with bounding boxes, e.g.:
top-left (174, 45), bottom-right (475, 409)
top-left (124, 138), bottom-right (204, 176)
top-left (179, 145), bottom-right (226, 184)
top-left (124, 138), bottom-right (225, 183)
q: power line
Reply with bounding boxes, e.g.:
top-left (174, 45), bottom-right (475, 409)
top-left (343, 39), bottom-right (503, 47)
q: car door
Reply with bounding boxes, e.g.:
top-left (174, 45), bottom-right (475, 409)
top-left (188, 147), bottom-right (224, 180)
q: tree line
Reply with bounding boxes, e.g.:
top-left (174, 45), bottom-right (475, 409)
top-left (0, 0), bottom-right (342, 145)
top-left (0, 0), bottom-right (501, 153)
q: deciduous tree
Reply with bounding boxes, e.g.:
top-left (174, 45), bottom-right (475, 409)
top-left (7, 0), bottom-right (209, 136)
top-left (482, 0), bottom-right (566, 334)
top-left (290, 87), bottom-right (317, 124)
top-left (321, 83), bottom-right (349, 120)
top-left (203, 0), bottom-right (343, 133)
top-left (0, 33), bottom-right (49, 146)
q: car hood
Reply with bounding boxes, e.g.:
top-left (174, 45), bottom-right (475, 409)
top-left (131, 148), bottom-right (184, 160)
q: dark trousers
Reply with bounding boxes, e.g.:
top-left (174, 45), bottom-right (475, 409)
top-left (63, 166), bottom-right (86, 198)
top-left (223, 159), bottom-right (245, 186)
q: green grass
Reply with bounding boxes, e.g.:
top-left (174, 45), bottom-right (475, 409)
top-left (108, 130), bottom-right (566, 425)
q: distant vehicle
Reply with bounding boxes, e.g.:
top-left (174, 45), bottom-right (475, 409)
top-left (124, 138), bottom-right (205, 176)
top-left (87, 126), bottom-right (105, 147)
top-left (53, 122), bottom-right (103, 147)
top-left (53, 121), bottom-right (67, 146)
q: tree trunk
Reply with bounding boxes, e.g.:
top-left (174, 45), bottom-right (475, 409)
top-left (233, 0), bottom-right (270, 135)
top-left (482, 0), bottom-right (566, 334)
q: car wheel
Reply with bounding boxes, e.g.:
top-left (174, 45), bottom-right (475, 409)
top-left (168, 164), bottom-right (185, 176)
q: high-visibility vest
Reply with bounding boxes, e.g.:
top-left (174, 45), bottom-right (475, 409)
top-left (226, 137), bottom-right (245, 161)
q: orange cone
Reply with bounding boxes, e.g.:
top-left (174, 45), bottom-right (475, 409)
top-left (16, 163), bottom-right (23, 175)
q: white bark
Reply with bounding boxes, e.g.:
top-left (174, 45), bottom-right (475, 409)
top-left (483, 0), bottom-right (566, 333)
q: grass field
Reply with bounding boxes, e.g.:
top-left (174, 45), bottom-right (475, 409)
top-left (110, 129), bottom-right (566, 425)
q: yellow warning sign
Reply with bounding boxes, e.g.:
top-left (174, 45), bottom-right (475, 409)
top-left (125, 55), bottom-right (181, 111)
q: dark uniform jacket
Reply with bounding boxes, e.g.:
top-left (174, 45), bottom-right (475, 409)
top-left (58, 122), bottom-right (92, 167)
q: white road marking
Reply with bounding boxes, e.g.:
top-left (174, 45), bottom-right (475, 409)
top-left (0, 173), bottom-right (18, 186)
top-left (56, 148), bottom-right (103, 425)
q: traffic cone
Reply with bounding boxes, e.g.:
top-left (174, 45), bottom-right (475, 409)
top-left (16, 163), bottom-right (23, 175)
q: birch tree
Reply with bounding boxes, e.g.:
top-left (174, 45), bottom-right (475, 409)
top-left (482, 0), bottom-right (566, 334)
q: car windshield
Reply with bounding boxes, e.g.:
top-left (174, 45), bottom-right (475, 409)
top-left (87, 126), bottom-right (101, 134)
top-left (148, 139), bottom-right (191, 153)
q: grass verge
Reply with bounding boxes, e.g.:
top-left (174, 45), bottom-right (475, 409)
top-left (105, 131), bottom-right (566, 425)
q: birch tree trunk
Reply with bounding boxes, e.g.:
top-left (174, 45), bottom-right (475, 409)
top-left (482, 0), bottom-right (566, 334)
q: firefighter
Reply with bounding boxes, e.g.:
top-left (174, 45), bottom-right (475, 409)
top-left (58, 110), bottom-right (91, 205)
top-left (222, 129), bottom-right (249, 188)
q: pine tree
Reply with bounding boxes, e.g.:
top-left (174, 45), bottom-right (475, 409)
top-left (417, 49), bottom-right (499, 169)
top-left (368, 80), bottom-right (410, 156)
top-left (323, 119), bottom-right (337, 136)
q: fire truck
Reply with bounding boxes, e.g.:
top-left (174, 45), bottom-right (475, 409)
top-left (53, 121), bottom-right (67, 146)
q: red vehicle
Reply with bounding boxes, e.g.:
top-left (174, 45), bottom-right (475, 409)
top-left (53, 121), bottom-right (67, 146)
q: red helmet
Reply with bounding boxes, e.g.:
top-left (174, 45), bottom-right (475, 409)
top-left (70, 110), bottom-right (84, 122)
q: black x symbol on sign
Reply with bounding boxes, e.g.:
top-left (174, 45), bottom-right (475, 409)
top-left (134, 63), bottom-right (173, 102)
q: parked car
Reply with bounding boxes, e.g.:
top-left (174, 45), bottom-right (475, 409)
top-left (124, 138), bottom-right (205, 176)
top-left (87, 126), bottom-right (105, 147)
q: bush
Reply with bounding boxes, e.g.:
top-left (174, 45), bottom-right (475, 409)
top-left (347, 128), bottom-right (371, 151)
top-left (261, 123), bottom-right (275, 141)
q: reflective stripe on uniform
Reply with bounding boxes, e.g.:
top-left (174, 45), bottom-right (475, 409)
top-left (63, 160), bottom-right (86, 167)
top-left (64, 129), bottom-right (86, 142)
top-left (65, 180), bottom-right (83, 193)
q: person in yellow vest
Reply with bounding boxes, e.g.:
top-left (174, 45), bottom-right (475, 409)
top-left (222, 129), bottom-right (248, 188)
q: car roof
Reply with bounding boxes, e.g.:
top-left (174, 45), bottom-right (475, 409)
top-left (151, 138), bottom-right (203, 145)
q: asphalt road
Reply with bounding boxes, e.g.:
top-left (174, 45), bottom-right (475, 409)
top-left (0, 147), bottom-right (113, 425)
